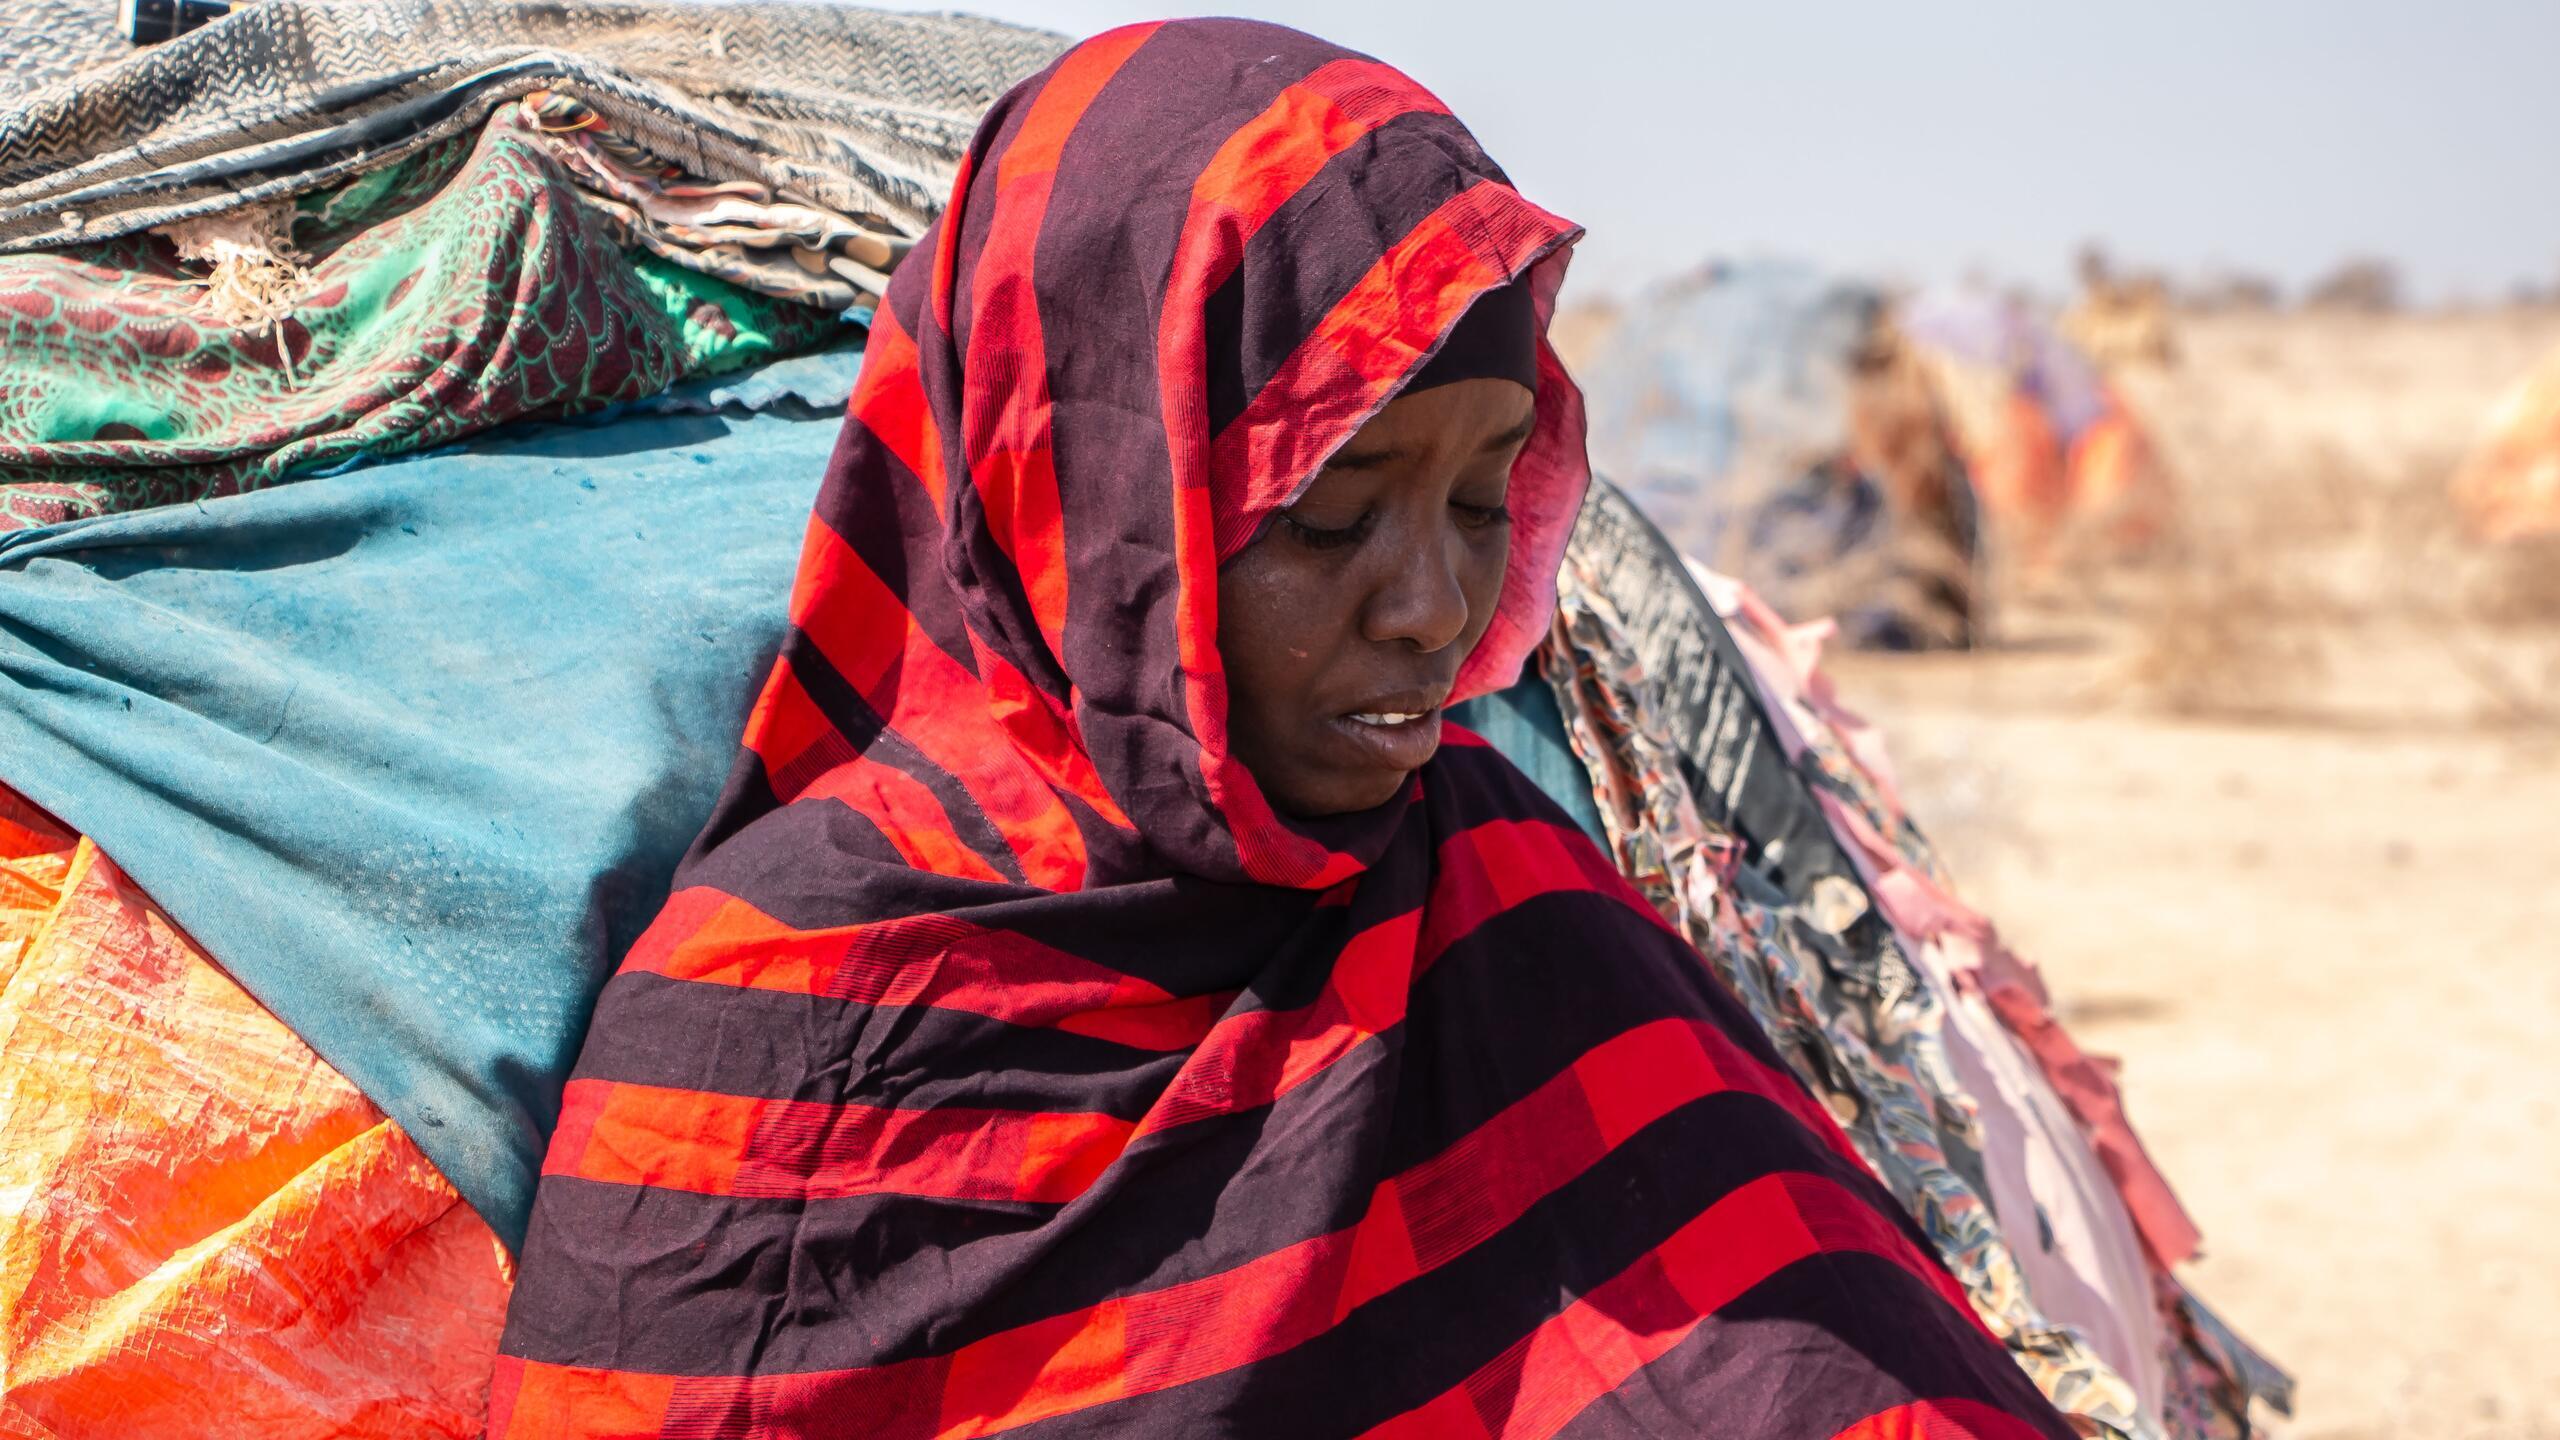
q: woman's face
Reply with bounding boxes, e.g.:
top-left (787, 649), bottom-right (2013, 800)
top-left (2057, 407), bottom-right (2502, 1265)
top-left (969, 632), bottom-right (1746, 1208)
top-left (1217, 377), bottom-right (1536, 817)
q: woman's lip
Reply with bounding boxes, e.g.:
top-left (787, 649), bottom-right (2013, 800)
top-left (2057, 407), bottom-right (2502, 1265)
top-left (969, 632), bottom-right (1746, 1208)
top-left (1323, 706), bottom-right (1444, 773)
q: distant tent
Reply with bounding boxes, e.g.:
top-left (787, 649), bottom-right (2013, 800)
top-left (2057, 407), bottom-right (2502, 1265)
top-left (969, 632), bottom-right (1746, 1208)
top-left (1900, 284), bottom-right (2170, 569)
top-left (2450, 341), bottom-right (2560, 543)
top-left (1577, 261), bottom-right (1980, 649)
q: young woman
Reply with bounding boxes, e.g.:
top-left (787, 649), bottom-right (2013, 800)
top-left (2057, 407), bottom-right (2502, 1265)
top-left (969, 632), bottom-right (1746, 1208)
top-left (491, 20), bottom-right (2073, 1439)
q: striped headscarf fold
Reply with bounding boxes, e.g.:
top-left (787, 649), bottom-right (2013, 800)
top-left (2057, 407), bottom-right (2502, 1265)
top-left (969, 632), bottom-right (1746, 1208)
top-left (493, 20), bottom-right (2076, 1439)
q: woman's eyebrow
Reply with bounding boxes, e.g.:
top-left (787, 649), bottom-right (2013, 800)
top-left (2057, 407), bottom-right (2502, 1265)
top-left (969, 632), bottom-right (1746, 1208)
top-left (1324, 443), bottom-right (1411, 473)
top-left (1482, 415), bottom-right (1537, 452)
top-left (1328, 416), bottom-right (1537, 474)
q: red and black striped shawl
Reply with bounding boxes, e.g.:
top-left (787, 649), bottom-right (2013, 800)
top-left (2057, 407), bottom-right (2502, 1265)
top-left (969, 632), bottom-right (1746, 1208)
top-left (493, 20), bottom-right (2076, 1440)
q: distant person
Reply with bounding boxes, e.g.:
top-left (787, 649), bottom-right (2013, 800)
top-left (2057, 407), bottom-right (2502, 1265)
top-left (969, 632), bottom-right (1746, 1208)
top-left (489, 20), bottom-right (2075, 1438)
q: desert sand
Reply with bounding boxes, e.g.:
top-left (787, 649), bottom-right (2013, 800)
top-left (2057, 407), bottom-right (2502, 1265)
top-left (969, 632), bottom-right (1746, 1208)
top-left (1824, 309), bottom-right (2560, 1439)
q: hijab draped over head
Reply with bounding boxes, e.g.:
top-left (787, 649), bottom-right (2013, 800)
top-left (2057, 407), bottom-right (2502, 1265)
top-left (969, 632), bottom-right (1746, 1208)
top-left (494, 20), bottom-right (2075, 1439)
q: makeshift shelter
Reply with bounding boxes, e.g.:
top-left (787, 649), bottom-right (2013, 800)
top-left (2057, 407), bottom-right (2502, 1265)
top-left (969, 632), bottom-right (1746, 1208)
top-left (1899, 284), bottom-right (2171, 570)
top-left (1576, 261), bottom-right (1981, 650)
top-left (0, 4), bottom-right (1061, 1432)
top-left (2450, 340), bottom-right (2560, 542)
top-left (0, 8), bottom-right (2282, 1437)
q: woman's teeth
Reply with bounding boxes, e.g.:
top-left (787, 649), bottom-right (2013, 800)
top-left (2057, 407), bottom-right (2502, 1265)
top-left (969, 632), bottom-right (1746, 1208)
top-left (1350, 711), bottom-right (1426, 726)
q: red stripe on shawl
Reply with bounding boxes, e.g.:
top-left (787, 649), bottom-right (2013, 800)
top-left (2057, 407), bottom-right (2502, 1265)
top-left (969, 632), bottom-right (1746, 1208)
top-left (1354, 1173), bottom-right (1982, 1440)
top-left (1416, 812), bottom-right (1676, 960)
top-left (1828, 1400), bottom-right (2060, 1440)
top-left (844, 300), bottom-right (945, 510)
top-left (612, 819), bottom-right (1675, 1201)
top-left (968, 631), bottom-right (1134, 833)
top-left (503, 1016), bottom-right (1867, 1436)
top-left (1153, 55), bottom-right (1455, 524)
top-left (929, 148), bottom-right (971, 338)
top-left (812, 755), bottom-right (1011, 885)
top-left (1368, 1017), bottom-right (1872, 1292)
top-left (960, 23), bottom-right (1156, 670)
top-left (622, 888), bottom-right (1229, 1052)
top-left (746, 660), bottom-right (1009, 885)
top-left (786, 520), bottom-right (1096, 888)
top-left (547, 1078), bottom-right (1134, 1205)
top-left (1182, 58), bottom-right (1451, 298)
top-left (486, 1360), bottom-right (674, 1440)
top-left (1361, 1178), bottom-right (1976, 1434)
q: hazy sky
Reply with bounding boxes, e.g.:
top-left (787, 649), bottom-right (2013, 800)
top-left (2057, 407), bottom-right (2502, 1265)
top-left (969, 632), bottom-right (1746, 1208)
top-left (869, 0), bottom-right (2560, 304)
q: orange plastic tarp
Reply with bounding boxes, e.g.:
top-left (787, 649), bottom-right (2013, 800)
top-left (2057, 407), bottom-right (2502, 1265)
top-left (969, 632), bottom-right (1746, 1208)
top-left (0, 785), bottom-right (509, 1439)
top-left (2065, 400), bottom-right (2169, 552)
top-left (2451, 343), bottom-right (2560, 543)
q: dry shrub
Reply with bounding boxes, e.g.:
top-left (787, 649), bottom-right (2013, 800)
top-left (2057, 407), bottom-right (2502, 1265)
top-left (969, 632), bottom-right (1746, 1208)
top-left (2449, 540), bottom-right (2560, 728)
top-left (2115, 536), bottom-right (2330, 720)
top-left (2466, 539), bottom-right (2560, 626)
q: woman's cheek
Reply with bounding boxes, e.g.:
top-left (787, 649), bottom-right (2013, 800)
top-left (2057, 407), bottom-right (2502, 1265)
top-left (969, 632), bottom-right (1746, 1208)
top-left (1460, 527), bottom-right (1511, 633)
top-left (1219, 549), bottom-right (1329, 681)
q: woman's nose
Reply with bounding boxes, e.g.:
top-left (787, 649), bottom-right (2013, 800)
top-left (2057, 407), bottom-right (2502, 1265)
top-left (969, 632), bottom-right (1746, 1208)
top-left (1360, 522), bottom-right (1472, 654)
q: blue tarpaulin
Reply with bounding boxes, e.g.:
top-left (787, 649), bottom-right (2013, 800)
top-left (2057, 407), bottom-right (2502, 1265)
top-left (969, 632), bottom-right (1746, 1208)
top-left (0, 402), bottom-right (838, 1249)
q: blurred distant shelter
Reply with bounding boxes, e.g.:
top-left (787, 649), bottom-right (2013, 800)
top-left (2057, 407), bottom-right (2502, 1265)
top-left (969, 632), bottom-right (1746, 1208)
top-left (2451, 339), bottom-right (2560, 542)
top-left (1576, 261), bottom-right (1982, 650)
top-left (1573, 261), bottom-right (2176, 651)
top-left (1898, 283), bottom-right (2173, 580)
top-left (2063, 246), bottom-right (2178, 368)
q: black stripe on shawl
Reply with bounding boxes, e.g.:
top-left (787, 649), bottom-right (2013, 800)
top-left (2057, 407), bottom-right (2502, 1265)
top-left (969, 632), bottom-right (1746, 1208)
top-left (677, 752), bottom-right (907, 882)
top-left (812, 425), bottom-right (980, 688)
top-left (502, 1048), bottom-right (1378, 1376)
top-left (571, 971), bottom-right (1189, 1117)
top-left (1547, 1257), bottom-right (2072, 1438)
top-left (677, 798), bottom-right (1030, 929)
top-left (502, 1079), bottom-right (1848, 1387)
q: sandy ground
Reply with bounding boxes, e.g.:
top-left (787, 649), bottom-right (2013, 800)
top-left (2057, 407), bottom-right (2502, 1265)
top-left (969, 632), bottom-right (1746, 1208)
top-left (1822, 310), bottom-right (2560, 1439)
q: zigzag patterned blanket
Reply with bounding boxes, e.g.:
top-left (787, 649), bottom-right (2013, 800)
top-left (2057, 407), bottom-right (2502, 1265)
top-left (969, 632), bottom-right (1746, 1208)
top-left (0, 1), bottom-right (1063, 530)
top-left (0, 0), bottom-right (1064, 251)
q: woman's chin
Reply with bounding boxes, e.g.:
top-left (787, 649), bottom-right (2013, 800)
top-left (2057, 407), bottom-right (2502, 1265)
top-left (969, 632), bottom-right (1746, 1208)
top-left (1269, 766), bottom-right (1415, 820)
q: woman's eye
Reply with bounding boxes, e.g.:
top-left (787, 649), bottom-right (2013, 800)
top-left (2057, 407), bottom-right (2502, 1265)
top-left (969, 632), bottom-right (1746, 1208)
top-left (1453, 501), bottom-right (1513, 531)
top-left (1279, 509), bottom-right (1374, 550)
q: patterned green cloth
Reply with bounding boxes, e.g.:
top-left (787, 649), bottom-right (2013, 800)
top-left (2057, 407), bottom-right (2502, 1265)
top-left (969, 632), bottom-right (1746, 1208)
top-left (0, 116), bottom-right (844, 531)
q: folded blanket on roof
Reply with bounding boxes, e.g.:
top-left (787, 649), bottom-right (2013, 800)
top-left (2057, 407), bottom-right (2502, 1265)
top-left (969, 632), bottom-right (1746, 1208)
top-left (0, 118), bottom-right (847, 530)
top-left (0, 0), bottom-right (128, 105)
top-left (0, 0), bottom-right (1063, 531)
top-left (513, 89), bottom-right (904, 312)
top-left (0, 0), bottom-right (1065, 255)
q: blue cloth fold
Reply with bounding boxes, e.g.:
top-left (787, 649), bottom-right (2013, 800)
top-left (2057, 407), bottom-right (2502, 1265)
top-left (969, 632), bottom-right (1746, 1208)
top-left (0, 405), bottom-right (835, 1248)
top-left (1447, 662), bottom-right (1607, 846)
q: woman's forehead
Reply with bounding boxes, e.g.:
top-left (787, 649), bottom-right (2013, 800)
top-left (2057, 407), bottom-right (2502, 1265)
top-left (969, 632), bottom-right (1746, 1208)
top-left (1324, 381), bottom-right (1538, 469)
